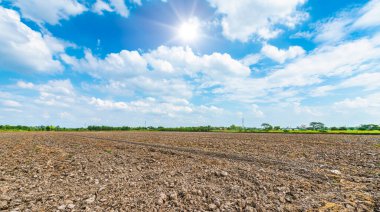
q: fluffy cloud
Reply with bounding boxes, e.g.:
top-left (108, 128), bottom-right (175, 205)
top-left (337, 72), bottom-right (380, 90)
top-left (90, 97), bottom-right (128, 110)
top-left (315, 0), bottom-right (380, 43)
top-left (17, 81), bottom-right (34, 89)
top-left (261, 44), bottom-right (305, 63)
top-left (109, 0), bottom-right (129, 17)
top-left (13, 0), bottom-right (86, 25)
top-left (12, 0), bottom-right (146, 24)
top-left (240, 54), bottom-right (261, 66)
top-left (311, 72), bottom-right (380, 96)
top-left (314, 17), bottom-right (351, 43)
top-left (334, 93), bottom-right (380, 115)
top-left (265, 33), bottom-right (380, 88)
top-left (208, 0), bottom-right (308, 41)
top-left (92, 0), bottom-right (113, 15)
top-left (352, 0), bottom-right (380, 29)
top-left (214, 32), bottom-right (380, 103)
top-left (90, 96), bottom-right (225, 118)
top-left (92, 0), bottom-right (144, 17)
top-left (90, 97), bottom-right (192, 116)
top-left (131, 0), bottom-right (142, 6)
top-left (62, 50), bottom-right (147, 78)
top-left (9, 77), bottom-right (223, 125)
top-left (0, 7), bottom-right (64, 73)
top-left (63, 45), bottom-right (250, 99)
top-left (85, 77), bottom-right (193, 99)
top-left (36, 80), bottom-right (77, 107)
top-left (17, 79), bottom-right (77, 107)
top-left (90, 46), bottom-right (248, 79)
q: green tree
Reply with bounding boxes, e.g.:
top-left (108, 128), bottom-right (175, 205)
top-left (261, 123), bottom-right (273, 130)
top-left (309, 122), bottom-right (325, 130)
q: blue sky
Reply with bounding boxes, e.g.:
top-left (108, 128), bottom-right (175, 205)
top-left (0, 0), bottom-right (380, 127)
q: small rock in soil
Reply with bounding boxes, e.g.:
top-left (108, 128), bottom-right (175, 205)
top-left (0, 200), bottom-right (8, 210)
top-left (220, 171), bottom-right (228, 177)
top-left (67, 203), bottom-right (75, 209)
top-left (57, 204), bottom-right (66, 210)
top-left (330, 170), bottom-right (342, 175)
top-left (85, 196), bottom-right (95, 204)
top-left (209, 203), bottom-right (217, 210)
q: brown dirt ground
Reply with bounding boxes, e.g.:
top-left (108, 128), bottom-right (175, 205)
top-left (0, 132), bottom-right (379, 211)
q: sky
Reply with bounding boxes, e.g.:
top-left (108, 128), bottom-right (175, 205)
top-left (0, 0), bottom-right (380, 128)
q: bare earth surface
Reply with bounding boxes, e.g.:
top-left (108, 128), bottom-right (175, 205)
top-left (0, 132), bottom-right (379, 211)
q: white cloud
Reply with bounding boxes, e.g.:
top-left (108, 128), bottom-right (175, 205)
top-left (208, 0), bottom-right (308, 41)
top-left (82, 77), bottom-right (193, 99)
top-left (201, 52), bottom-right (251, 78)
top-left (0, 7), bottom-right (65, 73)
top-left (240, 54), bottom-right (261, 66)
top-left (90, 97), bottom-right (222, 118)
top-left (310, 85), bottom-right (335, 97)
top-left (36, 80), bottom-right (76, 107)
top-left (334, 93), bottom-right (380, 115)
top-left (353, 0), bottom-right (380, 29)
top-left (17, 79), bottom-right (77, 107)
top-left (146, 46), bottom-right (251, 79)
top-left (13, 0), bottom-right (87, 25)
top-left (110, 0), bottom-right (129, 17)
top-left (213, 33), bottom-right (380, 104)
top-left (17, 81), bottom-right (35, 89)
top-left (2, 80), bottom-right (227, 127)
top-left (314, 0), bottom-right (380, 43)
top-left (291, 31), bottom-right (313, 39)
top-left (92, 0), bottom-right (144, 17)
top-left (311, 72), bottom-right (380, 96)
top-left (314, 17), bottom-right (351, 43)
top-left (90, 97), bottom-right (128, 110)
top-left (61, 29), bottom-right (380, 116)
top-left (63, 45), bottom-right (250, 100)
top-left (265, 34), bottom-right (380, 88)
top-left (62, 49), bottom-right (147, 78)
top-left (1, 100), bottom-right (22, 108)
top-left (261, 44), bottom-right (305, 64)
top-left (92, 0), bottom-right (113, 15)
top-left (338, 72), bottom-right (380, 90)
top-left (131, 0), bottom-right (142, 6)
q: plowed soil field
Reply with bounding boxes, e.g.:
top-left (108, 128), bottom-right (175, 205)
top-left (0, 132), bottom-right (379, 211)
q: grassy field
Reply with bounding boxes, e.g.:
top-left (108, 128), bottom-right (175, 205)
top-left (211, 129), bottom-right (380, 135)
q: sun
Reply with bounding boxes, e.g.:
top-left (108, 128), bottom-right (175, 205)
top-left (178, 19), bottom-right (200, 42)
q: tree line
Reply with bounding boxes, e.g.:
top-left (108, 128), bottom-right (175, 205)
top-left (0, 123), bottom-right (379, 132)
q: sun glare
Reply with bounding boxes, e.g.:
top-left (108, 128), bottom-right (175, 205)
top-left (178, 19), bottom-right (199, 42)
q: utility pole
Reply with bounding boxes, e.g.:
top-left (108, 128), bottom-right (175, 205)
top-left (242, 117), bottom-right (245, 130)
